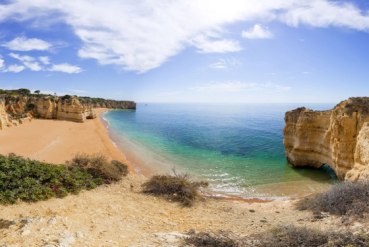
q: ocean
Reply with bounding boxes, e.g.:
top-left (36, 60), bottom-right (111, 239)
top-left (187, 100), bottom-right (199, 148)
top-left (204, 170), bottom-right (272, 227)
top-left (103, 103), bottom-right (337, 199)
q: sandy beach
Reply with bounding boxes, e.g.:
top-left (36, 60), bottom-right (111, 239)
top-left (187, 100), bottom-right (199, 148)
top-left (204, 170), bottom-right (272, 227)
top-left (0, 108), bottom-right (128, 167)
top-left (0, 109), bottom-right (360, 246)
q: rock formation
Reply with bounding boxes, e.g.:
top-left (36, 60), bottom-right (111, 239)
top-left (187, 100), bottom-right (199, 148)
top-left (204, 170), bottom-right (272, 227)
top-left (284, 97), bottom-right (369, 180)
top-left (0, 91), bottom-right (136, 129)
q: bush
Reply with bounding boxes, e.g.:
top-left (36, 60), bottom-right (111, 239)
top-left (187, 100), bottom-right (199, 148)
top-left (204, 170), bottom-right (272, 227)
top-left (296, 181), bottom-right (369, 217)
top-left (184, 231), bottom-right (240, 247)
top-left (0, 153), bottom-right (102, 204)
top-left (67, 153), bottom-right (128, 183)
top-left (142, 173), bottom-right (208, 206)
top-left (254, 225), bottom-right (369, 247)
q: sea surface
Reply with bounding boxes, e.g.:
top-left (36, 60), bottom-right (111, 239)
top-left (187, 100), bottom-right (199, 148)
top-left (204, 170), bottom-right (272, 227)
top-left (103, 103), bottom-right (337, 199)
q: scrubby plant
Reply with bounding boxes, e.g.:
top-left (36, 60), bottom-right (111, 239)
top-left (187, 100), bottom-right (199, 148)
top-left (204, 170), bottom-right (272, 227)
top-left (184, 231), bottom-right (240, 247)
top-left (254, 225), bottom-right (369, 247)
top-left (0, 154), bottom-right (101, 204)
top-left (0, 153), bottom-right (128, 204)
top-left (296, 181), bottom-right (369, 217)
top-left (142, 172), bottom-right (208, 206)
top-left (67, 153), bottom-right (128, 183)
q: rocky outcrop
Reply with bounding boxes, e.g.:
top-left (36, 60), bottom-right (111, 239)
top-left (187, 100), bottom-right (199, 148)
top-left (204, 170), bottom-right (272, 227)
top-left (284, 97), bottom-right (369, 180)
top-left (0, 98), bottom-right (11, 129)
top-left (0, 93), bottom-right (136, 128)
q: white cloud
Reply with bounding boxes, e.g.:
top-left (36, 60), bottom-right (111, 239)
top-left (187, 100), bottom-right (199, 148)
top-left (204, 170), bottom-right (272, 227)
top-left (3, 36), bottom-right (51, 51)
top-left (0, 1), bottom-right (369, 72)
top-left (209, 58), bottom-right (241, 70)
top-left (48, 63), bottom-right (82, 74)
top-left (0, 57), bottom-right (4, 69)
top-left (281, 1), bottom-right (369, 30)
top-left (9, 53), bottom-right (34, 62)
top-left (242, 24), bottom-right (273, 39)
top-left (39, 56), bottom-right (50, 65)
top-left (192, 81), bottom-right (291, 93)
top-left (9, 53), bottom-right (42, 71)
top-left (192, 35), bottom-right (242, 53)
top-left (6, 53), bottom-right (82, 73)
top-left (6, 64), bottom-right (25, 73)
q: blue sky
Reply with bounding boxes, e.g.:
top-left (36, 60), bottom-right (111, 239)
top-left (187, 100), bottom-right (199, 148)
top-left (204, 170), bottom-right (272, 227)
top-left (1, 0), bottom-right (369, 103)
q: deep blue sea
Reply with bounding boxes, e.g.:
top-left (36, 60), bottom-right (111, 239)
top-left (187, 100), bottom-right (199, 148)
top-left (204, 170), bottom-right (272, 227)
top-left (103, 103), bottom-right (337, 199)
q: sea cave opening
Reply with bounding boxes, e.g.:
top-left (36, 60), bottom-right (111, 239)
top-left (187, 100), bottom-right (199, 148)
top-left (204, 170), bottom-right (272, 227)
top-left (320, 163), bottom-right (338, 180)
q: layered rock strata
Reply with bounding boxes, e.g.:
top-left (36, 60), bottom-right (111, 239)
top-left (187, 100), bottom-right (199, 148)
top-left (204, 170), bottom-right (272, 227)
top-left (284, 97), bottom-right (369, 180)
top-left (0, 94), bottom-right (136, 129)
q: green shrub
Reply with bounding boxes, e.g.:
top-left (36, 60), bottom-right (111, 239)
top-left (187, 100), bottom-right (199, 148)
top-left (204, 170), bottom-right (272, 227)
top-left (0, 154), bottom-right (101, 204)
top-left (296, 181), bottom-right (369, 217)
top-left (142, 173), bottom-right (208, 206)
top-left (67, 153), bottom-right (128, 183)
top-left (254, 225), bottom-right (369, 247)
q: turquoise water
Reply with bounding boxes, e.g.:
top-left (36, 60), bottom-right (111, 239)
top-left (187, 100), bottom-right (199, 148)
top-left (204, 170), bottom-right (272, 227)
top-left (103, 103), bottom-right (337, 198)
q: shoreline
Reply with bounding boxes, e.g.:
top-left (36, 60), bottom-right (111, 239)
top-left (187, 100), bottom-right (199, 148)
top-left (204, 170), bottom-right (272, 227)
top-left (100, 109), bottom-right (332, 201)
top-left (0, 108), bottom-right (327, 202)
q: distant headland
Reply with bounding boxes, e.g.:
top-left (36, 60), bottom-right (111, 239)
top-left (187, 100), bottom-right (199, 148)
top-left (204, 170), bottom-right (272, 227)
top-left (0, 88), bottom-right (136, 129)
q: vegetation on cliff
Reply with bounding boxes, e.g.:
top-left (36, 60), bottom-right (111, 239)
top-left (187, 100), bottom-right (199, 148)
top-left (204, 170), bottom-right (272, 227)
top-left (142, 173), bottom-right (208, 206)
top-left (0, 153), bottom-right (128, 204)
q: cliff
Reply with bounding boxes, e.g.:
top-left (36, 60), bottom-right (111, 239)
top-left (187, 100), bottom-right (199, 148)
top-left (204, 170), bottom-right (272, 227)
top-left (284, 97), bottom-right (369, 180)
top-left (0, 90), bottom-right (136, 129)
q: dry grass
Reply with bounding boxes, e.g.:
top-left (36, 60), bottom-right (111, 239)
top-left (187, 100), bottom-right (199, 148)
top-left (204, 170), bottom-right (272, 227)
top-left (254, 225), bottom-right (369, 247)
top-left (142, 173), bottom-right (208, 206)
top-left (183, 230), bottom-right (241, 247)
top-left (296, 181), bottom-right (369, 217)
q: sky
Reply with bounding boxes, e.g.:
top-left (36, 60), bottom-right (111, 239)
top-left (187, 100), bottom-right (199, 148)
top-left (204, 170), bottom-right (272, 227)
top-left (1, 0), bottom-right (369, 103)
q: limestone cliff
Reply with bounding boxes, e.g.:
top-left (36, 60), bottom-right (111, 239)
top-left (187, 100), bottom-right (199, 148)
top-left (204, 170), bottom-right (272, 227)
top-left (284, 97), bottom-right (369, 180)
top-left (0, 91), bottom-right (136, 129)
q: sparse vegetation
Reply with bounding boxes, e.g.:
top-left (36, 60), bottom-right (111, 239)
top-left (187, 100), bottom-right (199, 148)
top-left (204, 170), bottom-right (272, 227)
top-left (182, 226), bottom-right (369, 247)
top-left (67, 153), bottom-right (128, 184)
top-left (296, 181), bottom-right (369, 217)
top-left (184, 230), bottom-right (241, 247)
top-left (254, 225), bottom-right (369, 247)
top-left (142, 173), bottom-right (208, 206)
top-left (0, 153), bottom-right (128, 204)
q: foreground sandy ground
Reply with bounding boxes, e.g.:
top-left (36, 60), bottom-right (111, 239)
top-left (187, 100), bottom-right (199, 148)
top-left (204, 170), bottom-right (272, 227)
top-left (0, 110), bottom-right (364, 246)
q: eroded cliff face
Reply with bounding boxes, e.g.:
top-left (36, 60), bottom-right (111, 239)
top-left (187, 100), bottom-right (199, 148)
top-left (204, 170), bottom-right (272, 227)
top-left (284, 97), bottom-right (369, 180)
top-left (0, 94), bottom-right (136, 129)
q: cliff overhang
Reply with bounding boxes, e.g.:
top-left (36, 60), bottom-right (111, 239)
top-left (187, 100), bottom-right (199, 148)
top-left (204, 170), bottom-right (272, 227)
top-left (284, 97), bottom-right (369, 180)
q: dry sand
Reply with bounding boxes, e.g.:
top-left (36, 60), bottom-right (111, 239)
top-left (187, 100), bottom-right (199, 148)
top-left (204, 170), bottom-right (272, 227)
top-left (0, 109), bottom-right (128, 166)
top-left (0, 110), bottom-right (362, 246)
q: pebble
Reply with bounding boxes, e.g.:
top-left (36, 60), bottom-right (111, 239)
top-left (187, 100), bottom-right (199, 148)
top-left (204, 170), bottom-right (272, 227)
top-left (21, 229), bottom-right (31, 236)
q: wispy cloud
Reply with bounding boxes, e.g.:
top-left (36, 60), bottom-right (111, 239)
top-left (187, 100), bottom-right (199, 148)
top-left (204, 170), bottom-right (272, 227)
top-left (6, 64), bottom-right (25, 73)
top-left (48, 63), bottom-right (82, 74)
top-left (39, 56), bottom-right (50, 65)
top-left (192, 81), bottom-right (291, 93)
top-left (3, 36), bottom-right (52, 51)
top-left (209, 58), bottom-right (241, 70)
top-left (242, 24), bottom-right (273, 39)
top-left (192, 35), bottom-right (242, 53)
top-left (0, 1), bottom-right (369, 72)
top-left (0, 56), bottom-right (4, 69)
top-left (9, 53), bottom-right (42, 71)
top-left (4, 53), bottom-right (82, 74)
